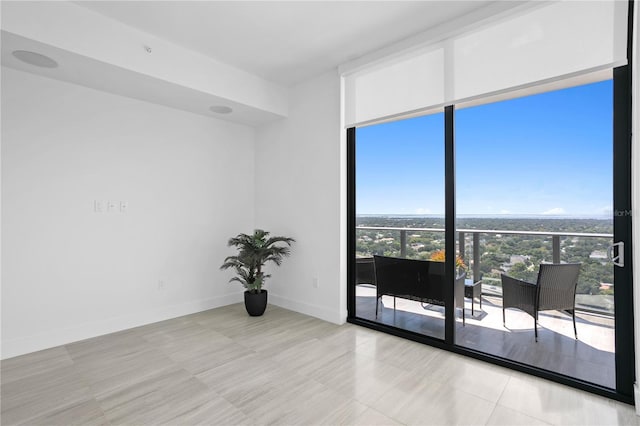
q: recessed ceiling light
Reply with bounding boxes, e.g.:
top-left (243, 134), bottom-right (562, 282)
top-left (209, 105), bottom-right (233, 114)
top-left (12, 50), bottom-right (58, 68)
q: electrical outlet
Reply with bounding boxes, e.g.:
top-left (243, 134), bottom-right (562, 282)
top-left (106, 201), bottom-right (117, 213)
top-left (120, 201), bottom-right (128, 213)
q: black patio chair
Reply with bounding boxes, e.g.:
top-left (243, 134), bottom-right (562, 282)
top-left (355, 257), bottom-right (376, 285)
top-left (501, 263), bottom-right (581, 342)
top-left (373, 255), bottom-right (467, 324)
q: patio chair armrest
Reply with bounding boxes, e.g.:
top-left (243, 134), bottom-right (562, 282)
top-left (501, 274), bottom-right (537, 317)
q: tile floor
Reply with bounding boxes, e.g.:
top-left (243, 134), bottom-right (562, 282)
top-left (1, 304), bottom-right (637, 425)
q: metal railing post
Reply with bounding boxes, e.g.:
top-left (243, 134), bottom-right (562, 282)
top-left (400, 230), bottom-right (407, 258)
top-left (552, 235), bottom-right (561, 264)
top-left (473, 232), bottom-right (480, 282)
top-left (459, 231), bottom-right (465, 261)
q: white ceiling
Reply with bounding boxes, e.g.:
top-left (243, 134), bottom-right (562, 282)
top-left (3, 1), bottom-right (528, 126)
top-left (76, 1), bottom-right (496, 87)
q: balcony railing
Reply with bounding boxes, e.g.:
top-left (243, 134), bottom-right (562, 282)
top-left (356, 225), bottom-right (614, 315)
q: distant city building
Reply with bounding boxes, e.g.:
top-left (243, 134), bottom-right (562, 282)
top-left (510, 255), bottom-right (530, 264)
top-left (599, 283), bottom-right (613, 290)
top-left (377, 237), bottom-right (395, 244)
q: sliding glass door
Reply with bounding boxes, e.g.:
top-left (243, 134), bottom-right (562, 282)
top-left (353, 112), bottom-right (448, 340)
top-left (347, 69), bottom-right (634, 402)
top-left (454, 79), bottom-right (616, 388)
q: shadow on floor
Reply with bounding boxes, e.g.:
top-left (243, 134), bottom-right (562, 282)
top-left (355, 287), bottom-right (615, 389)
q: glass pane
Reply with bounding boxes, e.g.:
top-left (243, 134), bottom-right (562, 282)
top-left (354, 112), bottom-right (447, 339)
top-left (454, 80), bottom-right (615, 389)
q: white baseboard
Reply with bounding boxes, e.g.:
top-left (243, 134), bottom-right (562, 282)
top-left (268, 292), bottom-right (343, 324)
top-left (1, 292), bottom-right (243, 360)
top-left (339, 307), bottom-right (348, 324)
top-left (635, 383), bottom-right (640, 416)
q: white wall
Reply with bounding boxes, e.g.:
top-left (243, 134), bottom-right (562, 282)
top-left (1, 67), bottom-right (255, 359)
top-left (254, 70), bottom-right (345, 324)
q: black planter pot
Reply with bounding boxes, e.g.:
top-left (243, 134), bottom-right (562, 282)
top-left (244, 290), bottom-right (267, 316)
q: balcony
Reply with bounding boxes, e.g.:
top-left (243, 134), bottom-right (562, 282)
top-left (354, 225), bottom-right (615, 389)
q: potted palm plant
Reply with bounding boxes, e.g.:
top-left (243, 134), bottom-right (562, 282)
top-left (220, 229), bottom-right (295, 316)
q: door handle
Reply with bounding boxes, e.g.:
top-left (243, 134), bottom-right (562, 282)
top-left (607, 241), bottom-right (624, 267)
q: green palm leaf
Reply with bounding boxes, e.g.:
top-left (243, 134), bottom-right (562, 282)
top-left (220, 229), bottom-right (295, 292)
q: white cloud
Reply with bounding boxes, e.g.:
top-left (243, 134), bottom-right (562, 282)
top-left (542, 207), bottom-right (566, 215)
top-left (415, 208), bottom-right (431, 214)
top-left (601, 205), bottom-right (613, 215)
top-left (499, 209), bottom-right (511, 214)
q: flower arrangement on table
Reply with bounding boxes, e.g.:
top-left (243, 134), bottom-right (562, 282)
top-left (429, 249), bottom-right (467, 271)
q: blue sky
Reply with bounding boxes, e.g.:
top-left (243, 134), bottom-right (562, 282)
top-left (356, 80), bottom-right (613, 217)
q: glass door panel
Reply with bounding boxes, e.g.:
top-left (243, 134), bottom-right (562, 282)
top-left (453, 80), bottom-right (616, 388)
top-left (354, 112), bottom-right (446, 340)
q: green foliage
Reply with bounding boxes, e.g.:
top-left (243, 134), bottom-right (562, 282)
top-left (220, 229), bottom-right (295, 294)
top-left (505, 261), bottom-right (538, 283)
